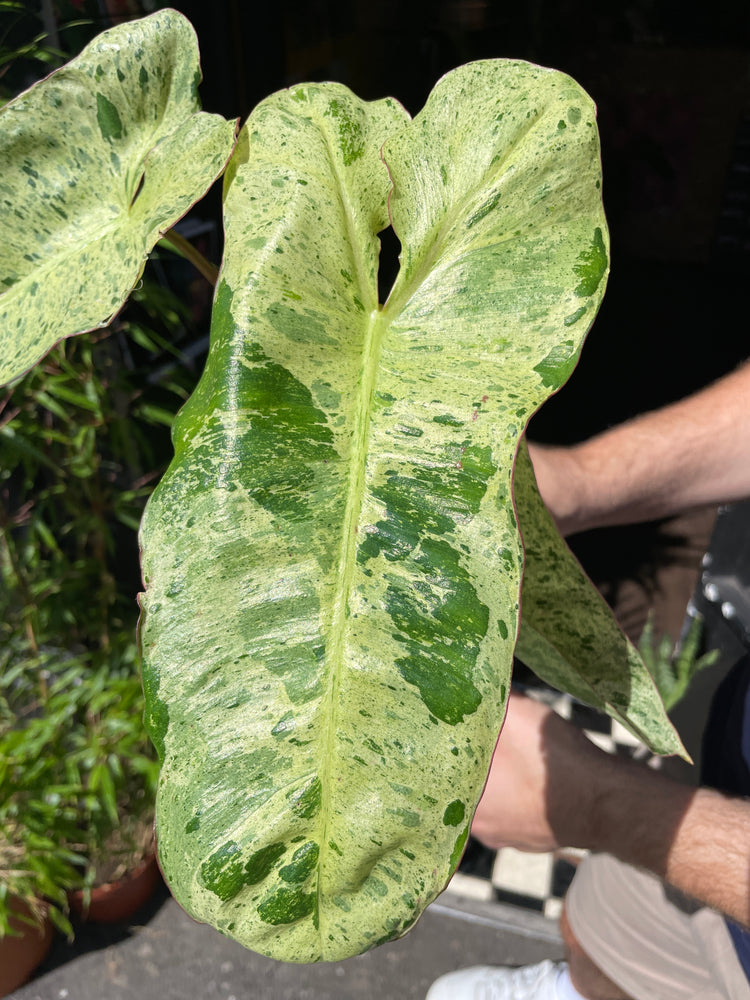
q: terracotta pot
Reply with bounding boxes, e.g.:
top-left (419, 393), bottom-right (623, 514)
top-left (68, 853), bottom-right (160, 924)
top-left (0, 897), bottom-right (54, 998)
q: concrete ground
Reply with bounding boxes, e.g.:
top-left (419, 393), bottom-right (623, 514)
top-left (12, 883), bottom-right (562, 1000)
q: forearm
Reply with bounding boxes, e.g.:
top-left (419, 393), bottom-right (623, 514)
top-left (591, 758), bottom-right (750, 928)
top-left (473, 695), bottom-right (750, 928)
top-left (531, 361), bottom-right (750, 534)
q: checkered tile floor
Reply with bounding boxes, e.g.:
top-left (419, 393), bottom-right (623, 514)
top-left (449, 684), bottom-right (656, 918)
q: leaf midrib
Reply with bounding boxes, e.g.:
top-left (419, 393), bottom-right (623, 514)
top-left (305, 87), bottom-right (580, 934)
top-left (314, 108), bottom-right (385, 937)
top-left (312, 100), bottom-right (551, 928)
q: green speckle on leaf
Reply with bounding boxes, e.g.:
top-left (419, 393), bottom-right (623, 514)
top-left (140, 660), bottom-right (168, 761)
top-left (564, 305), bottom-right (588, 327)
top-left (202, 840), bottom-right (289, 899)
top-left (387, 536), bottom-right (489, 724)
top-left (324, 97), bottom-right (365, 165)
top-left (185, 814), bottom-right (201, 834)
top-left (200, 842), bottom-right (245, 902)
top-left (95, 92), bottom-right (123, 141)
top-left (443, 799), bottom-right (465, 826)
top-left (258, 887), bottom-right (317, 926)
top-left (288, 776), bottom-right (322, 819)
top-left (366, 876), bottom-right (388, 898)
top-left (272, 711), bottom-right (297, 736)
top-left (533, 340), bottom-right (578, 388)
top-left (279, 841), bottom-right (319, 883)
top-left (449, 824), bottom-right (471, 869)
top-left (573, 227), bottom-right (607, 296)
top-left (244, 842), bottom-right (287, 885)
top-left (466, 189), bottom-right (502, 227)
top-left (391, 807), bottom-right (420, 828)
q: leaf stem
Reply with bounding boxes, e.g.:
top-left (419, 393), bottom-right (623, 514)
top-left (161, 229), bottom-right (219, 287)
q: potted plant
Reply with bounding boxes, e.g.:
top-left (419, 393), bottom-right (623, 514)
top-left (0, 641), bottom-right (84, 993)
top-left (0, 825), bottom-right (71, 996)
top-left (0, 639), bottom-right (160, 907)
top-left (63, 642), bottom-right (161, 922)
top-left (0, 639), bottom-right (161, 993)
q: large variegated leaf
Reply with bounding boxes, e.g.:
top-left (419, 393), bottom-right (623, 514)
top-left (0, 10), bottom-right (236, 385)
top-left (514, 441), bottom-right (685, 756)
top-left (139, 62), bottom-right (610, 962)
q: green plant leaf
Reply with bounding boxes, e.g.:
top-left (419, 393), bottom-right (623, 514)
top-left (513, 441), bottom-right (685, 755)
top-left (140, 62), bottom-right (611, 961)
top-left (638, 612), bottom-right (719, 712)
top-left (0, 9), bottom-right (236, 385)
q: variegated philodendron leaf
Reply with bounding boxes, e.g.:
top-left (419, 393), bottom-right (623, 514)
top-left (139, 61), bottom-right (609, 962)
top-left (0, 10), bottom-right (236, 385)
top-left (514, 441), bottom-right (685, 756)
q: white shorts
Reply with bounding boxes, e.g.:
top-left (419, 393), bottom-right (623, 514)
top-left (566, 853), bottom-right (750, 1000)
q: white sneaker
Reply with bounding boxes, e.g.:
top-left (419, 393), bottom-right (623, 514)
top-left (425, 959), bottom-right (567, 1000)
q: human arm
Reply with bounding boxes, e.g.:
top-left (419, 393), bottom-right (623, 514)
top-left (472, 693), bottom-right (750, 928)
top-left (529, 361), bottom-right (750, 535)
top-left (481, 365), bottom-right (750, 925)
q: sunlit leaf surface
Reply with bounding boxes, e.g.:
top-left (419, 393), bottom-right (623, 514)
top-left (0, 10), bottom-right (235, 385)
top-left (140, 61), bottom-right (616, 961)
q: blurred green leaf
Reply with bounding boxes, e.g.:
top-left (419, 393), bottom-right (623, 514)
top-left (639, 613), bottom-right (720, 711)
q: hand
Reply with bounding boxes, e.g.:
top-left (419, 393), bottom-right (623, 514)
top-left (473, 694), bottom-right (750, 927)
top-left (471, 692), bottom-right (610, 853)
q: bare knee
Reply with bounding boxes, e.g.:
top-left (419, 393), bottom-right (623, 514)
top-left (561, 903), bottom-right (633, 1000)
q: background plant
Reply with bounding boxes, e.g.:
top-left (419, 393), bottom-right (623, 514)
top-left (0, 0), bottom-right (93, 106)
top-left (0, 267), bottom-right (208, 931)
top-left (638, 613), bottom-right (720, 712)
top-left (0, 278), bottom-right (200, 651)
